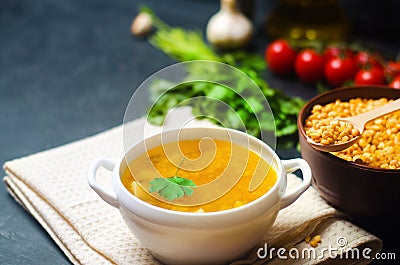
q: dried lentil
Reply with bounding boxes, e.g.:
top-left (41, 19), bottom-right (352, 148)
top-left (305, 118), bottom-right (360, 145)
top-left (306, 234), bottom-right (321, 248)
top-left (305, 98), bottom-right (400, 169)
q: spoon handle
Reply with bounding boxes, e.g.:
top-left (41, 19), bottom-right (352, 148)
top-left (350, 98), bottom-right (400, 126)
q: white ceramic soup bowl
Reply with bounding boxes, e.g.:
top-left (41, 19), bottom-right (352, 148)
top-left (88, 127), bottom-right (311, 265)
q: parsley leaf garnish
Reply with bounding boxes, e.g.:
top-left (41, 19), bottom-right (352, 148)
top-left (149, 158), bottom-right (196, 201)
top-left (149, 176), bottom-right (196, 201)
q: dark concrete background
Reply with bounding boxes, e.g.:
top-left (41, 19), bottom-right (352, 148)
top-left (0, 0), bottom-right (399, 264)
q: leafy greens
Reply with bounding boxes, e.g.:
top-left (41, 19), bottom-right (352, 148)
top-left (141, 7), bottom-right (305, 139)
top-left (149, 176), bottom-right (196, 201)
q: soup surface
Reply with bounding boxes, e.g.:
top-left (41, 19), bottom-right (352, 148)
top-left (121, 139), bottom-right (277, 212)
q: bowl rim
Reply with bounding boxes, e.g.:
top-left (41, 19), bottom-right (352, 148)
top-left (298, 85), bottom-right (400, 173)
top-left (116, 126), bottom-right (285, 219)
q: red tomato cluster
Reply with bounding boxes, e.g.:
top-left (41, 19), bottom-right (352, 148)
top-left (264, 39), bottom-right (400, 89)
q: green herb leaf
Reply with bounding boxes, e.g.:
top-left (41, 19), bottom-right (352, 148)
top-left (141, 7), bottom-right (306, 146)
top-left (149, 176), bottom-right (196, 201)
top-left (168, 175), bottom-right (196, 187)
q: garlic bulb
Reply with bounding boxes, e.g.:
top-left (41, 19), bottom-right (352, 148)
top-left (131, 12), bottom-right (153, 37)
top-left (206, 0), bottom-right (253, 49)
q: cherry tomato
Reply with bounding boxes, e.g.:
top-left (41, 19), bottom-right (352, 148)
top-left (354, 67), bottom-right (386, 86)
top-left (389, 75), bottom-right (400, 89)
top-left (324, 46), bottom-right (353, 62)
top-left (265, 39), bottom-right (297, 76)
top-left (294, 49), bottom-right (326, 83)
top-left (355, 51), bottom-right (384, 70)
top-left (324, 56), bottom-right (358, 87)
top-left (385, 61), bottom-right (400, 79)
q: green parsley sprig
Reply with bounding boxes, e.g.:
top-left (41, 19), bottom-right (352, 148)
top-left (149, 158), bottom-right (196, 201)
top-left (141, 7), bottom-right (305, 140)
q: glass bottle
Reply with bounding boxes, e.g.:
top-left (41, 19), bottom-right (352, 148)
top-left (265, 0), bottom-right (350, 43)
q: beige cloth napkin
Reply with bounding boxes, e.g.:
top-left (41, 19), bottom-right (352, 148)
top-left (3, 117), bottom-right (381, 265)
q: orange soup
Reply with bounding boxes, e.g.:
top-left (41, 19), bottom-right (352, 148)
top-left (121, 139), bottom-right (277, 212)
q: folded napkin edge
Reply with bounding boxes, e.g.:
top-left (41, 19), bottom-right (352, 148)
top-left (3, 175), bottom-right (82, 265)
top-left (3, 174), bottom-right (119, 265)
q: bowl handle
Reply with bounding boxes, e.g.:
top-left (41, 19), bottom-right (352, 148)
top-left (280, 158), bottom-right (312, 209)
top-left (87, 158), bottom-right (119, 208)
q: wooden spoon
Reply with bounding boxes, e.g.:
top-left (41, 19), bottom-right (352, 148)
top-left (308, 98), bottom-right (400, 152)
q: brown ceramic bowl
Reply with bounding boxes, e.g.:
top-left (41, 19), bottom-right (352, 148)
top-left (298, 86), bottom-right (400, 219)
